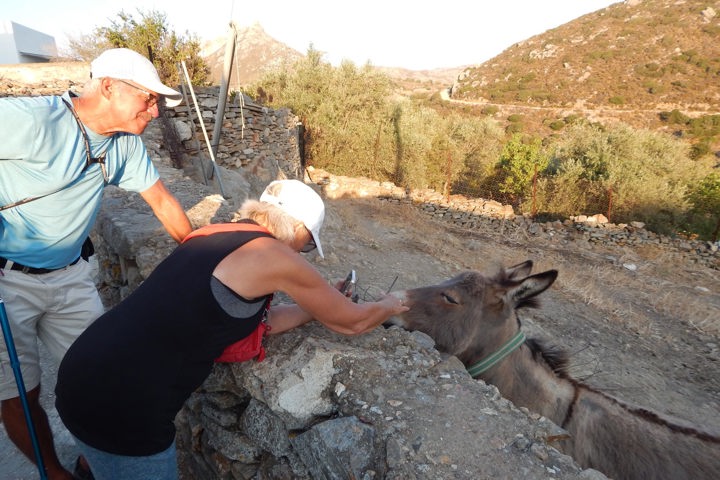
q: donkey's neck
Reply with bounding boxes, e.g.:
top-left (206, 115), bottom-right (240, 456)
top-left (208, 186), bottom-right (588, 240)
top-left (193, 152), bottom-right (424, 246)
top-left (478, 345), bottom-right (576, 426)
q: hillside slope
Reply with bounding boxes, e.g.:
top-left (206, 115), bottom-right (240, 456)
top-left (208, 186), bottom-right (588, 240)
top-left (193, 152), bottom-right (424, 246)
top-left (451, 0), bottom-right (720, 111)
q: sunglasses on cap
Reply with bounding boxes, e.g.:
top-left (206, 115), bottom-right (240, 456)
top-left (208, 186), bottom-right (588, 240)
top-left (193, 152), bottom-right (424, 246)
top-left (301, 236), bottom-right (317, 253)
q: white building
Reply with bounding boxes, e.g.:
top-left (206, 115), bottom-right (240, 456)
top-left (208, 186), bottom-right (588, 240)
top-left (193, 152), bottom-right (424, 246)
top-left (0, 21), bottom-right (57, 64)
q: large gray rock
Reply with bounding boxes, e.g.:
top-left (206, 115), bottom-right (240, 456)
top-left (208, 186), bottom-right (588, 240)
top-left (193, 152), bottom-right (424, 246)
top-left (175, 322), bottom-right (600, 479)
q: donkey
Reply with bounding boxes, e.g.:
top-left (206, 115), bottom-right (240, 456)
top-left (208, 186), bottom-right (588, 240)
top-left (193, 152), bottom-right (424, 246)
top-left (386, 260), bottom-right (720, 480)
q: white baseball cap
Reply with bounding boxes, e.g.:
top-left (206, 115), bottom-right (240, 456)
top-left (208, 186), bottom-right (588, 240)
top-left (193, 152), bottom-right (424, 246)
top-left (90, 48), bottom-right (183, 107)
top-left (260, 180), bottom-right (325, 258)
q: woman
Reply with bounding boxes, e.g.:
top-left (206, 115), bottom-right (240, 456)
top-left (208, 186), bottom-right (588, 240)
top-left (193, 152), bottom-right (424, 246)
top-left (55, 179), bottom-right (408, 480)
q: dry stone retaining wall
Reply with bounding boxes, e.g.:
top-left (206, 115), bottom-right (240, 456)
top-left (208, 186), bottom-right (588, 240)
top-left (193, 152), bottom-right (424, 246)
top-left (175, 322), bottom-right (599, 480)
top-left (170, 86), bottom-right (303, 180)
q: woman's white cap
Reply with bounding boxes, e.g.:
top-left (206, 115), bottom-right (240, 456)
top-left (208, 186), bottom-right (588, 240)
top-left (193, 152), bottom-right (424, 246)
top-left (260, 180), bottom-right (325, 258)
top-left (90, 48), bottom-right (183, 107)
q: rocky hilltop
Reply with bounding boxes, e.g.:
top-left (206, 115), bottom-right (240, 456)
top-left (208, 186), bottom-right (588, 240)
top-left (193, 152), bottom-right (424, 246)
top-left (201, 22), bottom-right (304, 90)
top-left (452, 0), bottom-right (720, 110)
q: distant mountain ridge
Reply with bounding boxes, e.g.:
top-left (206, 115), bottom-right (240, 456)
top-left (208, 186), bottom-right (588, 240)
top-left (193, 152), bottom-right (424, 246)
top-left (201, 22), bottom-right (304, 89)
top-left (201, 23), bottom-right (462, 88)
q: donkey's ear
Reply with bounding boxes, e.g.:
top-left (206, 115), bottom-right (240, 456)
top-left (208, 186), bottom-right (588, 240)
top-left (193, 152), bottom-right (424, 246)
top-left (505, 260), bottom-right (533, 280)
top-left (508, 270), bottom-right (558, 306)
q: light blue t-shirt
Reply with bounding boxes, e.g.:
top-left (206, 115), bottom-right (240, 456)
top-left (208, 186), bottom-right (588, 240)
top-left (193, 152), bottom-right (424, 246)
top-left (0, 92), bottom-right (160, 269)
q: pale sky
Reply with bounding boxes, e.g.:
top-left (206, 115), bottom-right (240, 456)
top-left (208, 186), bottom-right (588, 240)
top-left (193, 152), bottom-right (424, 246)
top-left (4, 0), bottom-right (619, 70)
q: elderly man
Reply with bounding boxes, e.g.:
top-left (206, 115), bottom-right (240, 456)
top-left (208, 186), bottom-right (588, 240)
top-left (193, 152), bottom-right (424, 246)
top-left (0, 48), bottom-right (193, 479)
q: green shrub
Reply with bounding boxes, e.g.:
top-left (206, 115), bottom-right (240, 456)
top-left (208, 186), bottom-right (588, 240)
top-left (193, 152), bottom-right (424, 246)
top-left (648, 84), bottom-right (666, 94)
top-left (586, 50), bottom-right (615, 61)
top-left (686, 173), bottom-right (720, 241)
top-left (481, 105), bottom-right (499, 115)
top-left (608, 96), bottom-right (625, 105)
top-left (677, 50), bottom-right (720, 74)
top-left (497, 134), bottom-right (549, 204)
top-left (643, 80), bottom-right (667, 94)
top-left (666, 62), bottom-right (688, 75)
top-left (505, 123), bottom-right (523, 134)
top-left (635, 62), bottom-right (664, 78)
top-left (688, 115), bottom-right (720, 138)
top-left (690, 141), bottom-right (711, 159)
top-left (538, 123), bottom-right (708, 232)
top-left (563, 114), bottom-right (583, 124)
top-left (488, 89), bottom-right (509, 102)
top-left (519, 73), bottom-right (536, 83)
top-left (516, 90), bottom-right (531, 102)
top-left (659, 109), bottom-right (690, 125)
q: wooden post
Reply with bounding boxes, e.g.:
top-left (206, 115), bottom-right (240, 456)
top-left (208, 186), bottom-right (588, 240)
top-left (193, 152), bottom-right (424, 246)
top-left (444, 151), bottom-right (452, 202)
top-left (532, 163), bottom-right (538, 217)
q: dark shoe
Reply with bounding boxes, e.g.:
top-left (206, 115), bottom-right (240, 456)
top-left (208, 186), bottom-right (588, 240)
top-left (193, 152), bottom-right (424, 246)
top-left (73, 456), bottom-right (95, 480)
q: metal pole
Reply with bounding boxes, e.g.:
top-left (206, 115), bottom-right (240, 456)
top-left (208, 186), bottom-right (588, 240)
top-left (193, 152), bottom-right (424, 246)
top-left (0, 298), bottom-right (48, 480)
top-left (211, 22), bottom-right (238, 159)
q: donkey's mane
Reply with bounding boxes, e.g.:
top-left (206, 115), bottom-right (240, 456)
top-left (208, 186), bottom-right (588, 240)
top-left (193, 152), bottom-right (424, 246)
top-left (523, 334), bottom-right (720, 444)
top-left (525, 337), bottom-right (571, 378)
top-left (574, 378), bottom-right (720, 443)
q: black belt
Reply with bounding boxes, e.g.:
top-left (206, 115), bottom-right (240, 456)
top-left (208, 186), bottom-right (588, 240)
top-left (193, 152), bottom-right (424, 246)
top-left (0, 256), bottom-right (81, 275)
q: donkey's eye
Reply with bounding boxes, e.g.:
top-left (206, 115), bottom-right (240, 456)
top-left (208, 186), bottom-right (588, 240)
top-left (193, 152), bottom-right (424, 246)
top-left (442, 293), bottom-right (459, 305)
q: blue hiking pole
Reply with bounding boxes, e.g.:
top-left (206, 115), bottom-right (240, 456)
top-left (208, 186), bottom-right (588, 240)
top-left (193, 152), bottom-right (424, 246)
top-left (0, 297), bottom-right (48, 480)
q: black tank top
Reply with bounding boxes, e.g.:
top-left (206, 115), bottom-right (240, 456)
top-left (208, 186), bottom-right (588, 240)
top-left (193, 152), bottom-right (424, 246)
top-left (55, 225), bottom-right (273, 455)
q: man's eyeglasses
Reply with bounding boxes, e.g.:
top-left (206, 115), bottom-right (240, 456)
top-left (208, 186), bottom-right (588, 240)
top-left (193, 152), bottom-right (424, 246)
top-left (117, 79), bottom-right (159, 108)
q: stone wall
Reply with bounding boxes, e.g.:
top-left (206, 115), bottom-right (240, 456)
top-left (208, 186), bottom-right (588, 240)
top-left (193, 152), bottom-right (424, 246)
top-left (175, 323), bottom-right (596, 480)
top-left (0, 61), bottom-right (88, 96)
top-left (166, 86), bottom-right (303, 184)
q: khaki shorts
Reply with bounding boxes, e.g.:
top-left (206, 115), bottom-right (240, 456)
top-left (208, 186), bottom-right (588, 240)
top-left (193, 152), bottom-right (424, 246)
top-left (0, 259), bottom-right (104, 400)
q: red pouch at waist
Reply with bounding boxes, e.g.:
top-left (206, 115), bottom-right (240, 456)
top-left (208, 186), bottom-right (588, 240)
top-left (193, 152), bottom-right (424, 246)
top-left (215, 322), bottom-right (270, 363)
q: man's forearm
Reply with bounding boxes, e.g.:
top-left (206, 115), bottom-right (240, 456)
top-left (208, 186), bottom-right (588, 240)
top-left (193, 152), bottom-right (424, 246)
top-left (140, 179), bottom-right (193, 242)
top-left (157, 200), bottom-right (193, 242)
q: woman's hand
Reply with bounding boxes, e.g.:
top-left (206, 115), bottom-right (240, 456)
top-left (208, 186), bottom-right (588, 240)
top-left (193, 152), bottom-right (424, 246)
top-left (376, 293), bottom-right (409, 316)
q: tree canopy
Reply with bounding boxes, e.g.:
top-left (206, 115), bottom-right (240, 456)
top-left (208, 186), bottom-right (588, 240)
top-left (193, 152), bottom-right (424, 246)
top-left (68, 9), bottom-right (209, 87)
